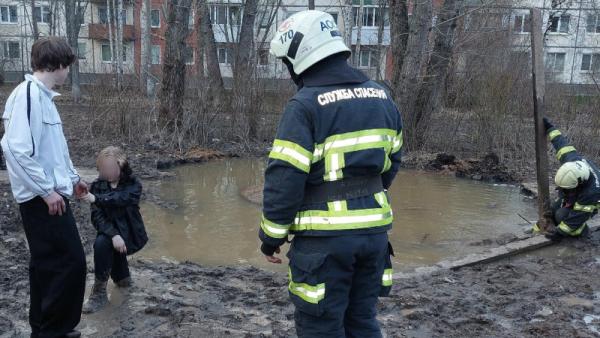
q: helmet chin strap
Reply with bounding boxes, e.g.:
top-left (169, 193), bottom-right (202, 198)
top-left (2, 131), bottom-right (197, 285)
top-left (283, 58), bottom-right (303, 89)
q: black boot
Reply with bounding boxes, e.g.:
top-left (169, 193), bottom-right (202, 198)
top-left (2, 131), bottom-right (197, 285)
top-left (82, 279), bottom-right (108, 314)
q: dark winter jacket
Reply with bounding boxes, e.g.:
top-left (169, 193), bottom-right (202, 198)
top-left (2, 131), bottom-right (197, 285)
top-left (90, 176), bottom-right (148, 255)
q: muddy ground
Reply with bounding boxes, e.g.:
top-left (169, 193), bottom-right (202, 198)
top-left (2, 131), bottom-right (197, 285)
top-left (1, 175), bottom-right (600, 337)
top-left (0, 87), bottom-right (591, 337)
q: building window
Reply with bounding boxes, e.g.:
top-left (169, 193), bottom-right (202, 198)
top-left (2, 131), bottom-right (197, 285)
top-left (151, 9), bottom-right (160, 28)
top-left (184, 46), bottom-right (194, 64)
top-left (151, 45), bottom-right (161, 64)
top-left (33, 6), bottom-right (51, 24)
top-left (98, 7), bottom-right (126, 25)
top-left (211, 5), bottom-right (241, 25)
top-left (101, 44), bottom-right (127, 62)
top-left (549, 15), bottom-right (569, 33)
top-left (513, 14), bottom-right (531, 33)
top-left (546, 52), bottom-right (565, 72)
top-left (581, 53), bottom-right (600, 72)
top-left (77, 42), bottom-right (87, 60)
top-left (358, 48), bottom-right (376, 68)
top-left (218, 47), bottom-right (232, 65)
top-left (329, 12), bottom-right (339, 24)
top-left (586, 14), bottom-right (600, 33)
top-left (258, 49), bottom-right (269, 65)
top-left (353, 7), bottom-right (388, 27)
top-left (0, 6), bottom-right (18, 23)
top-left (2, 41), bottom-right (20, 59)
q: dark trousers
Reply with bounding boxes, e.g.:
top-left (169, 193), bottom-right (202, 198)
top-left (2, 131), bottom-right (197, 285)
top-left (19, 197), bottom-right (86, 338)
top-left (93, 234), bottom-right (130, 282)
top-left (289, 232), bottom-right (390, 338)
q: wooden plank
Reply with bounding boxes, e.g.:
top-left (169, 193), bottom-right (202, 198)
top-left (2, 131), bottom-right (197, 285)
top-left (393, 225), bottom-right (599, 280)
top-left (530, 8), bottom-right (554, 231)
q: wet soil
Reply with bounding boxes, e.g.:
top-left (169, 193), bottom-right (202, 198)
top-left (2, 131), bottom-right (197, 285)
top-left (1, 175), bottom-right (600, 337)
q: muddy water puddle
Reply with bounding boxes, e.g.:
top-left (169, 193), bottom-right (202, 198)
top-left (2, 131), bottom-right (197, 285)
top-left (136, 158), bottom-right (537, 271)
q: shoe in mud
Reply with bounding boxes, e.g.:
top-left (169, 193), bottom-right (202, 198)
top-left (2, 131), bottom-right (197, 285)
top-left (115, 276), bottom-right (133, 288)
top-left (82, 279), bottom-right (108, 314)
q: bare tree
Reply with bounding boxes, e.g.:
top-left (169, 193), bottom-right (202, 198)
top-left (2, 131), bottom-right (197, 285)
top-left (388, 0), bottom-right (409, 90)
top-left (115, 0), bottom-right (124, 90)
top-left (340, 0), bottom-right (353, 47)
top-left (160, 0), bottom-right (193, 125)
top-left (30, 0), bottom-right (39, 40)
top-left (375, 0), bottom-right (388, 81)
top-left (410, 0), bottom-right (462, 147)
top-left (65, 0), bottom-right (86, 102)
top-left (354, 0), bottom-right (364, 67)
top-left (198, 0), bottom-right (224, 92)
top-left (140, 0), bottom-right (151, 95)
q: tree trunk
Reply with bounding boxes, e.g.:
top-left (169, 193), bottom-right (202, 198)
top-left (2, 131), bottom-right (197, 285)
top-left (354, 0), bottom-right (364, 67)
top-left (388, 0), bottom-right (409, 92)
top-left (341, 0), bottom-right (353, 48)
top-left (411, 0), bottom-right (461, 148)
top-left (65, 0), bottom-right (84, 102)
top-left (30, 0), bottom-right (39, 41)
top-left (375, 0), bottom-right (387, 81)
top-left (198, 0), bottom-right (224, 92)
top-left (107, 0), bottom-right (116, 81)
top-left (159, 0), bottom-right (193, 126)
top-left (116, 0), bottom-right (124, 90)
top-left (140, 0), bottom-right (151, 95)
top-left (233, 0), bottom-right (259, 139)
top-left (308, 0), bottom-right (315, 10)
top-left (395, 0), bottom-right (431, 146)
top-left (234, 0), bottom-right (257, 83)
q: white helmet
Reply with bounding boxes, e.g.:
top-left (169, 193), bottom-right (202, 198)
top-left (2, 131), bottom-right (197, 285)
top-left (555, 160), bottom-right (591, 189)
top-left (270, 10), bottom-right (350, 75)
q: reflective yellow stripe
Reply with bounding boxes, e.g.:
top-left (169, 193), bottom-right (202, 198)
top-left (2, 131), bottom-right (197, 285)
top-left (260, 216), bottom-right (290, 239)
top-left (291, 205), bottom-right (393, 232)
top-left (556, 146), bottom-right (576, 160)
top-left (269, 139), bottom-right (312, 173)
top-left (392, 130), bottom-right (403, 154)
top-left (548, 129), bottom-right (562, 141)
top-left (532, 223), bottom-right (541, 233)
top-left (324, 152), bottom-right (345, 181)
top-left (382, 268), bottom-right (393, 287)
top-left (288, 268), bottom-right (325, 304)
top-left (573, 202), bottom-right (599, 213)
top-left (313, 129), bottom-right (397, 163)
top-left (558, 221), bottom-right (586, 236)
top-left (327, 200), bottom-right (348, 212)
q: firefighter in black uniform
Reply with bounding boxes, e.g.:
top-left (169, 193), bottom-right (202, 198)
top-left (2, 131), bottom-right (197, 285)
top-left (533, 118), bottom-right (600, 238)
top-left (259, 10), bottom-right (403, 337)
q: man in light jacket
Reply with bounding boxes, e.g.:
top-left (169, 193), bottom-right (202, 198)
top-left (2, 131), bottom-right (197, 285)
top-left (1, 37), bottom-right (87, 338)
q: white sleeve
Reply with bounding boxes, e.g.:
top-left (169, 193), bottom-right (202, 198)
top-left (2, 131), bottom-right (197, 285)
top-left (1, 83), bottom-right (53, 197)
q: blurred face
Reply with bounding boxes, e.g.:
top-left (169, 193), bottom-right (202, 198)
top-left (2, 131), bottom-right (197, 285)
top-left (98, 157), bottom-right (121, 183)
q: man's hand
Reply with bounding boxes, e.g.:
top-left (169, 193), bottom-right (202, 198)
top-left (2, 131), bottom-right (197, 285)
top-left (74, 180), bottom-right (89, 198)
top-left (265, 247), bottom-right (283, 264)
top-left (43, 191), bottom-right (66, 216)
top-left (112, 235), bottom-right (127, 254)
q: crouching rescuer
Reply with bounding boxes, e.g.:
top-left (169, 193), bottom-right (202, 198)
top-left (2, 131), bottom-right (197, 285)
top-left (258, 11), bottom-right (403, 338)
top-left (533, 118), bottom-right (600, 238)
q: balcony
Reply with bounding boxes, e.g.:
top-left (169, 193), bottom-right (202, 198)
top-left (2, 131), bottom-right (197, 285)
top-left (88, 23), bottom-right (136, 41)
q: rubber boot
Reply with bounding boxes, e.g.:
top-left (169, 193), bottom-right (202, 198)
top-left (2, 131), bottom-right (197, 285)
top-left (82, 279), bottom-right (108, 314)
